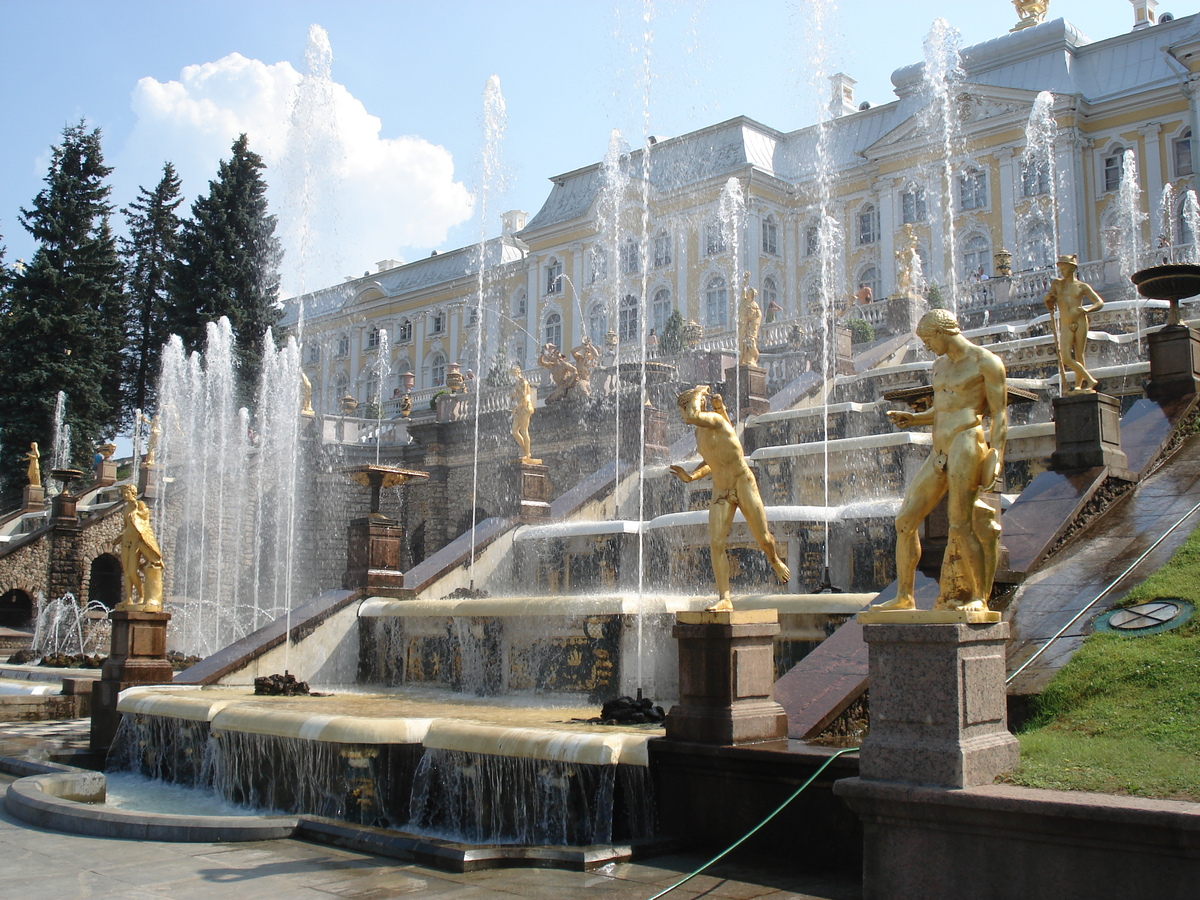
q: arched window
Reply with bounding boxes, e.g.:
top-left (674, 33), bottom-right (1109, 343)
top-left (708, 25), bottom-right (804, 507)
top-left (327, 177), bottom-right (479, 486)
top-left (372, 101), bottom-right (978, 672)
top-left (428, 352), bottom-right (447, 388)
top-left (762, 215), bottom-right (779, 255)
top-left (545, 258), bottom-right (563, 294)
top-left (587, 303), bottom-right (607, 344)
top-left (705, 221), bottom-right (727, 256)
top-left (958, 166), bottom-right (988, 210)
top-left (760, 277), bottom-right (780, 320)
top-left (544, 311), bottom-right (563, 349)
top-left (619, 294), bottom-right (639, 342)
top-left (512, 290), bottom-right (527, 319)
top-left (1104, 146), bottom-right (1125, 193)
top-left (705, 275), bottom-right (728, 327)
top-left (1175, 128), bottom-right (1193, 177)
top-left (652, 288), bottom-right (673, 333)
top-left (962, 233), bottom-right (991, 278)
top-left (336, 333), bottom-right (350, 357)
top-left (397, 319), bottom-right (412, 343)
top-left (620, 238), bottom-right (640, 275)
top-left (396, 359), bottom-right (412, 387)
top-left (856, 267), bottom-right (880, 303)
top-left (588, 247), bottom-right (608, 283)
top-left (857, 204), bottom-right (878, 245)
top-left (654, 229), bottom-right (672, 267)
top-left (1021, 220), bottom-right (1054, 270)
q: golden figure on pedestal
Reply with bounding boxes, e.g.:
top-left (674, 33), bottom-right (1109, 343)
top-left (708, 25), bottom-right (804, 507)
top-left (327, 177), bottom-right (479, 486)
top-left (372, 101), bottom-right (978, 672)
top-left (25, 442), bottom-right (40, 487)
top-left (670, 385), bottom-right (790, 611)
top-left (537, 342), bottom-right (579, 403)
top-left (114, 484), bottom-right (164, 611)
top-left (300, 370), bottom-right (315, 417)
top-left (1044, 254), bottom-right (1105, 393)
top-left (510, 365), bottom-right (538, 463)
top-left (738, 272), bottom-right (762, 368)
top-left (872, 310), bottom-right (1007, 615)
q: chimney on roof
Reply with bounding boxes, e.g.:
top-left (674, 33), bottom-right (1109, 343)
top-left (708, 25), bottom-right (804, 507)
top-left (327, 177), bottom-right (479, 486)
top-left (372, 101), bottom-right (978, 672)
top-left (501, 210), bottom-right (528, 235)
top-left (1130, 0), bottom-right (1159, 30)
top-left (829, 73), bottom-right (858, 118)
top-left (376, 259), bottom-right (402, 273)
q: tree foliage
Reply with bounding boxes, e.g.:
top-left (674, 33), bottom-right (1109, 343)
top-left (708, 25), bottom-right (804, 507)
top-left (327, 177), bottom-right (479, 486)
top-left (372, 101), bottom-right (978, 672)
top-left (172, 134), bottom-right (282, 398)
top-left (122, 162), bottom-right (184, 416)
top-left (0, 122), bottom-right (126, 501)
top-left (660, 307), bottom-right (685, 354)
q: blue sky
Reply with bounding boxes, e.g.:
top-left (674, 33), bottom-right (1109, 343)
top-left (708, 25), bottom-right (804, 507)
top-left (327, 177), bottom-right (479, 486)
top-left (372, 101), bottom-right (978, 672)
top-left (0, 1), bottom-right (1149, 298)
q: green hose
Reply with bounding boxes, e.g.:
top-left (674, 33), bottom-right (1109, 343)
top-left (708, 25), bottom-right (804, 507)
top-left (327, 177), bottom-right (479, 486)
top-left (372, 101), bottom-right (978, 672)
top-left (646, 746), bottom-right (859, 900)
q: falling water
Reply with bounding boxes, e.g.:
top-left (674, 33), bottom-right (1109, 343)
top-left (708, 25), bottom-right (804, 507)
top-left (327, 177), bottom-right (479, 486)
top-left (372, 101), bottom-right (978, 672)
top-left (922, 19), bottom-right (966, 313)
top-left (1021, 91), bottom-right (1060, 265)
top-left (468, 74), bottom-right (508, 589)
top-left (1185, 190), bottom-right (1200, 263)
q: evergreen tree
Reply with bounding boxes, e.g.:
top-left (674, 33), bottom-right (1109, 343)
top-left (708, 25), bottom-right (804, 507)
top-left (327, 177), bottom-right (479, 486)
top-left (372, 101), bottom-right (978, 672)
top-left (172, 134), bottom-right (282, 398)
top-left (660, 307), bottom-right (686, 354)
top-left (0, 122), bottom-right (127, 502)
top-left (122, 162), bottom-right (184, 415)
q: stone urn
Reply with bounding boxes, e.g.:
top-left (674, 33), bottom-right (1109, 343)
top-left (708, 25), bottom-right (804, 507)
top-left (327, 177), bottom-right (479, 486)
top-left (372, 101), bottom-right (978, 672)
top-left (683, 320), bottom-right (703, 349)
top-left (993, 248), bottom-right (1013, 278)
top-left (1131, 263), bottom-right (1200, 326)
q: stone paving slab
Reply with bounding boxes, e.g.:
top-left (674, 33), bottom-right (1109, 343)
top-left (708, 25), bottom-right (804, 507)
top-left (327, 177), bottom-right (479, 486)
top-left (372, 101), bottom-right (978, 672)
top-left (0, 719), bottom-right (860, 899)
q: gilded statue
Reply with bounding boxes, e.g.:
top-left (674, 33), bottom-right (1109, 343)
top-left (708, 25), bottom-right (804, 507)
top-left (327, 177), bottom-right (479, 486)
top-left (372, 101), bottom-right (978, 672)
top-left (510, 365), bottom-right (537, 462)
top-left (872, 310), bottom-right (1007, 613)
top-left (670, 385), bottom-right (791, 611)
top-left (738, 272), bottom-right (762, 368)
top-left (1043, 254), bottom-right (1104, 393)
top-left (25, 442), bottom-right (40, 488)
top-left (894, 223), bottom-right (922, 298)
top-left (114, 484), bottom-right (164, 611)
top-left (300, 370), bottom-right (315, 417)
top-left (143, 416), bottom-right (160, 467)
top-left (1011, 0), bottom-right (1048, 31)
top-left (537, 342), bottom-right (579, 403)
top-left (571, 337), bottom-right (601, 395)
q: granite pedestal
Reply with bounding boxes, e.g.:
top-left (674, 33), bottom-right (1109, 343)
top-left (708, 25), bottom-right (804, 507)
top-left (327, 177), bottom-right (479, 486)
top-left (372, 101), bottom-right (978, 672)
top-left (665, 609), bottom-right (787, 745)
top-left (723, 364), bottom-right (768, 419)
top-left (22, 484), bottom-right (43, 511)
top-left (856, 621), bottom-right (1018, 787)
top-left (90, 610), bottom-right (174, 751)
top-left (1049, 391), bottom-right (1130, 473)
top-left (1147, 323), bottom-right (1200, 399)
top-left (508, 458), bottom-right (551, 522)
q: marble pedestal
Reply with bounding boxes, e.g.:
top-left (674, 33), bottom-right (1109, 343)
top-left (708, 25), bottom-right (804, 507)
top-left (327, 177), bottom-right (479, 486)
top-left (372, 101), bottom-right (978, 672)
top-left (90, 610), bottom-right (174, 752)
top-left (665, 609), bottom-right (787, 745)
top-left (22, 485), bottom-right (43, 511)
top-left (857, 621), bottom-right (1018, 787)
top-left (508, 458), bottom-right (551, 522)
top-left (723, 364), bottom-right (769, 419)
top-left (345, 516), bottom-right (405, 594)
top-left (1147, 323), bottom-right (1200, 399)
top-left (1050, 391), bottom-right (1129, 473)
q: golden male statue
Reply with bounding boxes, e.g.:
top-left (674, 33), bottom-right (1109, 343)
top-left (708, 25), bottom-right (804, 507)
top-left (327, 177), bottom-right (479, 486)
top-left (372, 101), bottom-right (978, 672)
top-left (670, 385), bottom-right (790, 611)
top-left (738, 272), bottom-right (762, 368)
top-left (1043, 253), bottom-right (1105, 393)
top-left (510, 365), bottom-right (536, 461)
top-left (114, 484), bottom-right (164, 611)
top-left (873, 310), bottom-right (1007, 612)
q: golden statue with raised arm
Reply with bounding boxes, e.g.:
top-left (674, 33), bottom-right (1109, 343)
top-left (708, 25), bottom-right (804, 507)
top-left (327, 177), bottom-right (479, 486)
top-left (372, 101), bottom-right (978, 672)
top-left (510, 365), bottom-right (537, 462)
top-left (114, 484), bottom-right (164, 611)
top-left (1044, 254), bottom-right (1105, 393)
top-left (872, 310), bottom-right (1007, 614)
top-left (670, 385), bottom-right (790, 611)
top-left (738, 272), bottom-right (762, 368)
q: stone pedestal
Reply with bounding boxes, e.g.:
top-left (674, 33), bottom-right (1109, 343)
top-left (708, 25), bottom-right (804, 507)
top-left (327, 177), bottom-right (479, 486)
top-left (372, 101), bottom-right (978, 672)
top-left (22, 484), bottom-right (44, 511)
top-left (90, 610), bottom-right (173, 752)
top-left (858, 621), bottom-right (1018, 787)
top-left (508, 458), bottom-right (551, 522)
top-left (723, 364), bottom-right (769, 419)
top-left (50, 492), bottom-right (78, 525)
top-left (1050, 391), bottom-right (1129, 473)
top-left (345, 516), bottom-right (405, 594)
top-left (94, 459), bottom-right (117, 487)
top-left (886, 293), bottom-right (922, 336)
top-left (643, 405), bottom-right (669, 463)
top-left (666, 609), bottom-right (787, 745)
top-left (1146, 323), bottom-right (1200, 399)
top-left (138, 463), bottom-right (157, 500)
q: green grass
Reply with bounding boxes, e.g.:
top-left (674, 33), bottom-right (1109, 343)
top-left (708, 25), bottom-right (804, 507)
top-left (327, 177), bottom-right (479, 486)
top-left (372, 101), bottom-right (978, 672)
top-left (1004, 525), bottom-right (1200, 800)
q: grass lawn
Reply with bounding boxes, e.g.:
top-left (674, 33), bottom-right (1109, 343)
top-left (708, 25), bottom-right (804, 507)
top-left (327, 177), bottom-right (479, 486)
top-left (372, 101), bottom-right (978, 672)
top-left (1004, 525), bottom-right (1200, 801)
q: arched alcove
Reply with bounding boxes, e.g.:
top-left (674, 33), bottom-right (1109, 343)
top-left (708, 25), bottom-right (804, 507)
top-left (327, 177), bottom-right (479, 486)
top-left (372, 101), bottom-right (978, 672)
top-left (88, 553), bottom-right (122, 609)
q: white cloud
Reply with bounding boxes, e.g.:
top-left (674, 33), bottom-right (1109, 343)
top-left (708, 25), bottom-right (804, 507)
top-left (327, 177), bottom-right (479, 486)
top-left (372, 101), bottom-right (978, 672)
top-left (118, 41), bottom-right (474, 299)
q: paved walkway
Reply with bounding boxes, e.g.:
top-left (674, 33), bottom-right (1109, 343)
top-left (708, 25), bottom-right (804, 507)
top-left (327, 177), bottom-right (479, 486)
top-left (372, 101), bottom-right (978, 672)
top-left (0, 719), bottom-right (861, 900)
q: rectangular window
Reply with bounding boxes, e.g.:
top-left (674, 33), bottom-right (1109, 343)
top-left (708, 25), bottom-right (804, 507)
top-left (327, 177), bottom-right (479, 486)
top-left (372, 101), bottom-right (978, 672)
top-left (431, 313), bottom-right (444, 334)
top-left (857, 209), bottom-right (877, 245)
top-left (706, 224), bottom-right (727, 256)
top-left (762, 220), bottom-right (779, 255)
top-left (805, 226), bottom-right (819, 256)
top-left (1022, 159), bottom-right (1049, 197)
top-left (901, 189), bottom-right (927, 224)
top-left (1104, 153), bottom-right (1124, 192)
top-left (546, 260), bottom-right (563, 294)
top-left (1175, 135), bottom-right (1193, 177)
top-left (958, 170), bottom-right (987, 210)
top-left (654, 233), bottom-right (671, 267)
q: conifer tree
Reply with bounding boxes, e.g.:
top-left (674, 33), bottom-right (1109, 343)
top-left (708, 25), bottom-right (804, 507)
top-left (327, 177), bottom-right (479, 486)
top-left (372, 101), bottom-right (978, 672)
top-left (172, 134), bottom-right (282, 398)
top-left (122, 162), bottom-right (184, 415)
top-left (0, 122), bottom-right (127, 502)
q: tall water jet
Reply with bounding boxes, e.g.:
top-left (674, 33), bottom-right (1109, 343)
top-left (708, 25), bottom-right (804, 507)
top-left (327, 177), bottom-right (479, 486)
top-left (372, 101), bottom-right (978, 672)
top-left (48, 390), bottom-right (70, 497)
top-left (1159, 182), bottom-right (1177, 261)
top-left (1116, 148), bottom-right (1147, 343)
top-left (921, 18), bottom-right (966, 313)
top-left (1020, 91), bottom-right (1060, 268)
top-left (718, 178), bottom-right (746, 421)
top-left (597, 129), bottom-right (631, 518)
top-left (468, 74), bottom-right (508, 589)
top-left (1185, 190), bottom-right (1200, 263)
